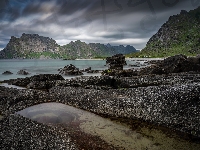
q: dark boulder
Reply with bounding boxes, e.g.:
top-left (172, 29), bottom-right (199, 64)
top-left (26, 74), bottom-right (65, 90)
top-left (5, 74), bottom-right (65, 90)
top-left (106, 54), bottom-right (127, 70)
top-left (102, 69), bottom-right (138, 77)
top-left (17, 70), bottom-right (30, 75)
top-left (59, 64), bottom-right (83, 75)
top-left (2, 71), bottom-right (13, 75)
top-left (139, 54), bottom-right (200, 75)
top-left (30, 74), bottom-right (64, 82)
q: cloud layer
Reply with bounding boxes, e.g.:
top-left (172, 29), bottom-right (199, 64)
top-left (0, 0), bottom-right (199, 50)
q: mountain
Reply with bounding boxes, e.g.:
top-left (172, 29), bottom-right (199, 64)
top-left (128, 6), bottom-right (200, 58)
top-left (112, 45), bottom-right (138, 54)
top-left (0, 33), bottom-right (59, 59)
top-left (0, 34), bottom-right (137, 59)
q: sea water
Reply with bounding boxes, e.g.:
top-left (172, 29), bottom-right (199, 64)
top-left (0, 59), bottom-right (141, 81)
top-left (0, 59), bottom-right (107, 81)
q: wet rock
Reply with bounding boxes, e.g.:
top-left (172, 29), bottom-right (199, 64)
top-left (80, 67), bottom-right (91, 72)
top-left (106, 54), bottom-right (127, 70)
top-left (102, 69), bottom-right (138, 77)
top-left (140, 54), bottom-right (200, 75)
top-left (2, 71), bottom-right (13, 75)
top-left (3, 74), bottom-right (65, 90)
top-left (59, 64), bottom-right (83, 75)
top-left (86, 70), bottom-right (100, 73)
top-left (17, 69), bottom-right (30, 75)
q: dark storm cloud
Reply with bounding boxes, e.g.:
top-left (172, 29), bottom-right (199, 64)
top-left (0, 0), bottom-right (200, 50)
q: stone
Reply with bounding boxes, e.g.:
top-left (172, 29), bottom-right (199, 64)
top-left (59, 64), bottom-right (83, 75)
top-left (2, 71), bottom-right (13, 75)
top-left (86, 70), bottom-right (100, 73)
top-left (139, 54), bottom-right (200, 75)
top-left (17, 69), bottom-right (30, 75)
top-left (80, 67), bottom-right (91, 72)
top-left (3, 74), bottom-right (65, 90)
top-left (106, 54), bottom-right (127, 70)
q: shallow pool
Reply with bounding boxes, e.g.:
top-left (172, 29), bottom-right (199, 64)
top-left (16, 102), bottom-right (200, 150)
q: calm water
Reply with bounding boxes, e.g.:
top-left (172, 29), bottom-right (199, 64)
top-left (0, 59), bottom-right (140, 81)
top-left (0, 59), bottom-right (107, 81)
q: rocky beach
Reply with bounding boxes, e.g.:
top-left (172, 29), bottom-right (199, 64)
top-left (0, 54), bottom-right (200, 149)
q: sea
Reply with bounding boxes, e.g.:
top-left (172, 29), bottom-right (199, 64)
top-left (0, 59), bottom-right (139, 81)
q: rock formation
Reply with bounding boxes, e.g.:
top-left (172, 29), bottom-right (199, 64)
top-left (139, 54), bottom-right (200, 75)
top-left (59, 64), bottom-right (83, 76)
top-left (106, 54), bottom-right (126, 70)
top-left (17, 70), bottom-right (30, 75)
top-left (2, 71), bottom-right (13, 75)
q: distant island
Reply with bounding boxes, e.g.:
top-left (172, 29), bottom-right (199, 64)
top-left (127, 6), bottom-right (200, 58)
top-left (0, 33), bottom-right (138, 59)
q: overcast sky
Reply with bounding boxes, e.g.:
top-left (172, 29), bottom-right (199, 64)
top-left (0, 0), bottom-right (200, 50)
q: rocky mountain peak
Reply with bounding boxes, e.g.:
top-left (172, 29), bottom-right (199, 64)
top-left (139, 6), bottom-right (200, 57)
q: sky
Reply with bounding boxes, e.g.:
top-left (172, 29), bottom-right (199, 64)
top-left (0, 0), bottom-right (200, 50)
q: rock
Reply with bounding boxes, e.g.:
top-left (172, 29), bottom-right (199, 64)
top-left (0, 114), bottom-right (78, 149)
top-left (80, 67), bottom-right (91, 72)
top-left (139, 54), bottom-right (200, 75)
top-left (102, 54), bottom-right (129, 76)
top-left (106, 54), bottom-right (127, 70)
top-left (2, 71), bottom-right (13, 75)
top-left (86, 70), bottom-right (100, 73)
top-left (59, 64), bottom-right (83, 75)
top-left (101, 69), bottom-right (138, 77)
top-left (17, 69), bottom-right (30, 75)
top-left (4, 74), bottom-right (65, 90)
top-left (30, 74), bottom-right (65, 81)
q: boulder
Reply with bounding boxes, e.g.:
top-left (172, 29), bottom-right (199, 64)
top-left (5, 74), bottom-right (65, 90)
top-left (2, 71), bottom-right (13, 75)
top-left (30, 74), bottom-right (64, 81)
top-left (139, 54), bottom-right (200, 75)
top-left (102, 69), bottom-right (138, 77)
top-left (59, 64), bottom-right (83, 75)
top-left (17, 70), bottom-right (30, 75)
top-left (106, 54), bottom-right (127, 70)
